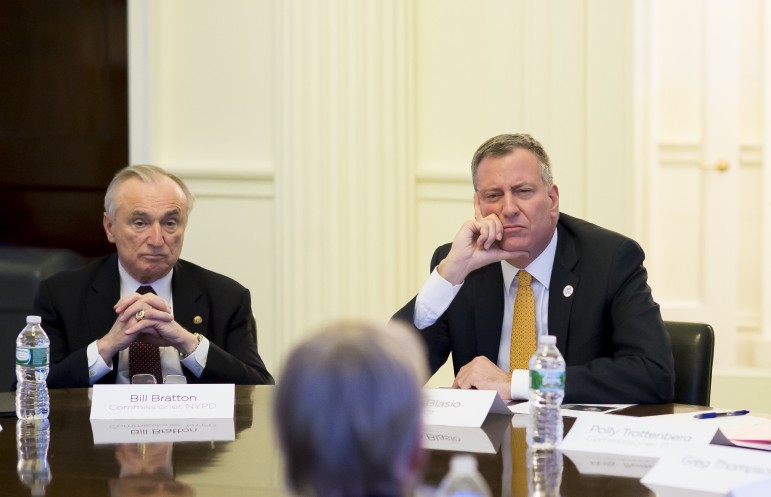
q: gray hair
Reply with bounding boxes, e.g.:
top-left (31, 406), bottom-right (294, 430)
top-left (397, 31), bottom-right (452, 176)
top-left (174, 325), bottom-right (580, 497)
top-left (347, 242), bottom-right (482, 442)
top-left (471, 133), bottom-right (553, 189)
top-left (104, 165), bottom-right (195, 220)
top-left (274, 321), bottom-right (428, 497)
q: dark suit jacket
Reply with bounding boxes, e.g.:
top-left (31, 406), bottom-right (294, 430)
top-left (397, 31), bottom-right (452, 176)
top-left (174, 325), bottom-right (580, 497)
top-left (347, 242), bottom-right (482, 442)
top-left (394, 213), bottom-right (674, 404)
top-left (33, 254), bottom-right (274, 388)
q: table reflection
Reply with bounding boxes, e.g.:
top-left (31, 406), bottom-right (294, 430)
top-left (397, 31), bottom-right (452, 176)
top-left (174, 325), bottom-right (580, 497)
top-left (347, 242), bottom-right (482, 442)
top-left (527, 449), bottom-right (562, 497)
top-left (424, 415), bottom-right (656, 497)
top-left (110, 443), bottom-right (194, 497)
top-left (0, 388), bottom-right (704, 497)
top-left (16, 419), bottom-right (52, 497)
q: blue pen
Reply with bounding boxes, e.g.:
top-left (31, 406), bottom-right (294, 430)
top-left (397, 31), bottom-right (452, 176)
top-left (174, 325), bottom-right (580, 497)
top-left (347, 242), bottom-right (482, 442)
top-left (694, 409), bottom-right (750, 419)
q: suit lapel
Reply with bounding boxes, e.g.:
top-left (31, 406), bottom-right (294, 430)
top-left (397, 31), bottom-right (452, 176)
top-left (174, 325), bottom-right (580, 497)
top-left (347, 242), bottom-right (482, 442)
top-left (549, 222), bottom-right (579, 353)
top-left (171, 261), bottom-right (208, 337)
top-left (86, 255), bottom-right (121, 382)
top-left (86, 255), bottom-right (121, 339)
top-left (472, 263), bottom-right (505, 362)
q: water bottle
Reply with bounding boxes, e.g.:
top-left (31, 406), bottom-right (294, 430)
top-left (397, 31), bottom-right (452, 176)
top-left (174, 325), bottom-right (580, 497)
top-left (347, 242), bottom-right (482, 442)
top-left (16, 419), bottom-right (52, 496)
top-left (526, 335), bottom-right (565, 449)
top-left (16, 316), bottom-right (50, 420)
top-left (436, 454), bottom-right (492, 497)
top-left (527, 448), bottom-right (563, 497)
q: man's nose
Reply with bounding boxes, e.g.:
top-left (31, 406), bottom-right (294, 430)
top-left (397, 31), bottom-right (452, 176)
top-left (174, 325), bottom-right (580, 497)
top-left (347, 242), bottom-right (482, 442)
top-left (501, 192), bottom-right (520, 217)
top-left (146, 223), bottom-right (164, 246)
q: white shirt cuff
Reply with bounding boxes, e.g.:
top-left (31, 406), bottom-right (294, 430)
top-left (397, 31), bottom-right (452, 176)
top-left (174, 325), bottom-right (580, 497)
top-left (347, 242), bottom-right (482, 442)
top-left (413, 268), bottom-right (464, 329)
top-left (180, 335), bottom-right (209, 378)
top-left (510, 369), bottom-right (530, 400)
top-left (86, 340), bottom-right (113, 385)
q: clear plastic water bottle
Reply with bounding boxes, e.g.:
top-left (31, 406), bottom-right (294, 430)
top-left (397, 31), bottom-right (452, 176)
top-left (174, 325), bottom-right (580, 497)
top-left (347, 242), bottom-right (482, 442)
top-left (16, 419), bottom-right (52, 496)
top-left (16, 316), bottom-right (50, 420)
top-left (437, 454), bottom-right (492, 497)
top-left (527, 448), bottom-right (563, 497)
top-left (526, 335), bottom-right (565, 449)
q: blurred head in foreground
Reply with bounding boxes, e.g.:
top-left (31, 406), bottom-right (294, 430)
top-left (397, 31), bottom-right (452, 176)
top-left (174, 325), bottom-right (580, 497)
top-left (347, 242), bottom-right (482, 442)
top-left (274, 321), bottom-right (429, 497)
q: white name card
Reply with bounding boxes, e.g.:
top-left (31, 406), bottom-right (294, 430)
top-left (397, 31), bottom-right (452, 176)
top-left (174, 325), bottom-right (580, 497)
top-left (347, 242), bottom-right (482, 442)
top-left (423, 413), bottom-right (511, 453)
top-left (423, 388), bottom-right (512, 427)
top-left (559, 412), bottom-right (718, 458)
top-left (641, 445), bottom-right (771, 497)
top-left (90, 384), bottom-right (235, 420)
top-left (729, 478), bottom-right (771, 497)
top-left (90, 418), bottom-right (235, 444)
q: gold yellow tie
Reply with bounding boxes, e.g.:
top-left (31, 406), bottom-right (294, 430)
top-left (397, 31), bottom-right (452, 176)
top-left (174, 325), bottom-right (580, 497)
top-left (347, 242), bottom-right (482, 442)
top-left (510, 271), bottom-right (536, 497)
top-left (510, 270), bottom-right (536, 372)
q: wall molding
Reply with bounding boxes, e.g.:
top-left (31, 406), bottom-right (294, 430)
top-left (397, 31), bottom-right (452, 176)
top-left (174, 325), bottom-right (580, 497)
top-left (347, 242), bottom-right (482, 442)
top-left (739, 144), bottom-right (762, 167)
top-left (657, 142), bottom-right (701, 166)
top-left (178, 172), bottom-right (275, 200)
top-left (657, 142), bottom-right (762, 168)
top-left (273, 1), bottom-right (415, 368)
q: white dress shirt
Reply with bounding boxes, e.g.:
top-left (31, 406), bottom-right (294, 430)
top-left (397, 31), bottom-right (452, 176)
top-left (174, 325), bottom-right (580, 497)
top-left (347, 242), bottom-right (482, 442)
top-left (414, 228), bottom-right (558, 399)
top-left (85, 262), bottom-right (210, 384)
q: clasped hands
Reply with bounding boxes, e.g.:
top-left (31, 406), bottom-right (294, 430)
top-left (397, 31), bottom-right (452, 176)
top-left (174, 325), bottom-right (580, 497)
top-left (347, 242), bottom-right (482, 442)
top-left (97, 292), bottom-right (198, 362)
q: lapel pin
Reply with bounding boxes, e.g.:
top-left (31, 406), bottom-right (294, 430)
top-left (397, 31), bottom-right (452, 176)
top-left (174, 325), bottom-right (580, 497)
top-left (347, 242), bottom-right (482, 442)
top-left (563, 285), bottom-right (574, 298)
top-left (193, 316), bottom-right (203, 325)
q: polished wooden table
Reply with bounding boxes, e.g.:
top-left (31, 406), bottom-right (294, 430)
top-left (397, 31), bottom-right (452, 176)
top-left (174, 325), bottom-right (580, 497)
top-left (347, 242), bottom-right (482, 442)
top-left (0, 386), bottom-right (707, 496)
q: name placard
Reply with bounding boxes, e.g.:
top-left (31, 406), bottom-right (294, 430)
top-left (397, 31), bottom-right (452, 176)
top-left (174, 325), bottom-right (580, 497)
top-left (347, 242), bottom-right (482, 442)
top-left (90, 384), bottom-right (235, 420)
top-left (90, 418), bottom-right (235, 444)
top-left (560, 412), bottom-right (718, 458)
top-left (641, 445), bottom-right (771, 497)
top-left (423, 388), bottom-right (511, 427)
top-left (730, 477), bottom-right (771, 497)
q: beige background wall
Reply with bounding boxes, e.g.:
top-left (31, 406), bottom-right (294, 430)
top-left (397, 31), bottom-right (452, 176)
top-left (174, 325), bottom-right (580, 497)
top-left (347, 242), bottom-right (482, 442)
top-left (128, 0), bottom-right (771, 413)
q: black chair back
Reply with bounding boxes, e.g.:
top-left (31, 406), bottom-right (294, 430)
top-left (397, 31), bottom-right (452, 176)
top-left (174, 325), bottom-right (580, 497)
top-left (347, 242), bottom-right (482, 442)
top-left (664, 321), bottom-right (715, 406)
top-left (0, 247), bottom-right (85, 392)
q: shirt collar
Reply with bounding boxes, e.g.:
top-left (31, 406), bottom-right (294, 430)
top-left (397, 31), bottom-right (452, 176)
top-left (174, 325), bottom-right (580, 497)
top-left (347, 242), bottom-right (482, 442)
top-left (501, 227), bottom-right (558, 290)
top-left (117, 261), bottom-right (174, 302)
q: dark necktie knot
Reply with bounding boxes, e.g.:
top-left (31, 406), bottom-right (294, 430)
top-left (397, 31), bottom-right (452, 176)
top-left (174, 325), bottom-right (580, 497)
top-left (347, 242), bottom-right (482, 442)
top-left (137, 285), bottom-right (156, 295)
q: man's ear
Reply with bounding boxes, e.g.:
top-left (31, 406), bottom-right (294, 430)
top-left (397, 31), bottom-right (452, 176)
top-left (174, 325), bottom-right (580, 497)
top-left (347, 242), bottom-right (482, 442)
top-left (549, 184), bottom-right (560, 216)
top-left (103, 212), bottom-right (116, 244)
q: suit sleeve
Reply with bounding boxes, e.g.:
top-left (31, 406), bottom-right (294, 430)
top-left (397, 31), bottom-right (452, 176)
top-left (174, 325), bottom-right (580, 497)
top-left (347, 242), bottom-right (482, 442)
top-left (563, 239), bottom-right (675, 404)
top-left (392, 245), bottom-right (454, 375)
top-left (33, 280), bottom-right (93, 388)
top-left (197, 289), bottom-right (274, 385)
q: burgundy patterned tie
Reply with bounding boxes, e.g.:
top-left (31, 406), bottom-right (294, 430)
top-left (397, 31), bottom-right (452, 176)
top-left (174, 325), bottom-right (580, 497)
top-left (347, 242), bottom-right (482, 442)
top-left (128, 285), bottom-right (163, 384)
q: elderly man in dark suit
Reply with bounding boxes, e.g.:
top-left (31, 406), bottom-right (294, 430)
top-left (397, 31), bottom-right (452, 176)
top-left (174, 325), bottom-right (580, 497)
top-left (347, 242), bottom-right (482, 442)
top-left (34, 165), bottom-right (273, 387)
top-left (394, 133), bottom-right (673, 404)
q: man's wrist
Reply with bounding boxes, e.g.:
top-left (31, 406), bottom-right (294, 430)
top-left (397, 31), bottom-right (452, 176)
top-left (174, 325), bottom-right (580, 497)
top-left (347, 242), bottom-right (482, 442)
top-left (87, 340), bottom-right (112, 383)
top-left (179, 333), bottom-right (203, 359)
top-left (437, 256), bottom-right (468, 285)
top-left (96, 337), bottom-right (117, 364)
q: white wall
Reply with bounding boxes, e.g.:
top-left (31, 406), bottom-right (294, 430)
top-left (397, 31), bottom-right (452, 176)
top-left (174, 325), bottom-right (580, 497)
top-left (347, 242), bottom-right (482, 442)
top-left (130, 0), bottom-right (418, 378)
top-left (128, 0), bottom-right (770, 409)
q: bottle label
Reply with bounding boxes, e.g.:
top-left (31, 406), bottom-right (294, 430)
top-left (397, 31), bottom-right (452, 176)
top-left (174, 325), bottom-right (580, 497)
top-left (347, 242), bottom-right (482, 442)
top-left (16, 347), bottom-right (49, 367)
top-left (530, 369), bottom-right (565, 391)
